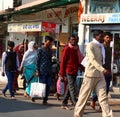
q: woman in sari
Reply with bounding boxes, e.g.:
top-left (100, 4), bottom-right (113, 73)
top-left (20, 41), bottom-right (37, 100)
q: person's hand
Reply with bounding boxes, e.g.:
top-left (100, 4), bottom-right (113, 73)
top-left (1, 72), bottom-right (5, 76)
top-left (19, 66), bottom-right (23, 74)
top-left (58, 74), bottom-right (64, 81)
top-left (103, 69), bottom-right (110, 75)
top-left (36, 71), bottom-right (39, 77)
top-left (60, 77), bottom-right (64, 82)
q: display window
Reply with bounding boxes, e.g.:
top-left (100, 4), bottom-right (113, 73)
top-left (89, 0), bottom-right (120, 13)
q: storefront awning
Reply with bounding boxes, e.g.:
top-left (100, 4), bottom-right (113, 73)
top-left (0, 0), bottom-right (79, 20)
top-left (14, 0), bottom-right (79, 15)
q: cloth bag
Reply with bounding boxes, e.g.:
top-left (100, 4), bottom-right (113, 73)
top-left (56, 77), bottom-right (66, 95)
top-left (30, 79), bottom-right (46, 98)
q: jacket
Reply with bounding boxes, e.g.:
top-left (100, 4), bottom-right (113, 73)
top-left (84, 42), bottom-right (105, 78)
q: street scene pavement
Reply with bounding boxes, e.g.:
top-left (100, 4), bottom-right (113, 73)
top-left (0, 77), bottom-right (120, 117)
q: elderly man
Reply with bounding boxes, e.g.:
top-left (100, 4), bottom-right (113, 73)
top-left (74, 30), bottom-right (113, 117)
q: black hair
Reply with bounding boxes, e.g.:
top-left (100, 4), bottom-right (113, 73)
top-left (45, 36), bottom-right (54, 42)
top-left (93, 30), bottom-right (103, 38)
top-left (68, 34), bottom-right (76, 41)
top-left (103, 32), bottom-right (112, 38)
top-left (23, 39), bottom-right (29, 44)
top-left (8, 40), bottom-right (15, 47)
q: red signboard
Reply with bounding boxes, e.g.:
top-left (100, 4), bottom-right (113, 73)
top-left (41, 22), bottom-right (56, 32)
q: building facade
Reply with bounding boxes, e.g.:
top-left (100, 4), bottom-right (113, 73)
top-left (79, 0), bottom-right (120, 87)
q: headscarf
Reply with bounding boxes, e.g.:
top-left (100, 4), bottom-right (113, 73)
top-left (28, 41), bottom-right (35, 51)
top-left (20, 41), bottom-right (36, 67)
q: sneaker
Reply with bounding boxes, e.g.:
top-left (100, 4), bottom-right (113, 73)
top-left (61, 105), bottom-right (70, 110)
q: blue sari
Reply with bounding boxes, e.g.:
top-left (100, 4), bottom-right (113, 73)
top-left (24, 64), bottom-right (37, 95)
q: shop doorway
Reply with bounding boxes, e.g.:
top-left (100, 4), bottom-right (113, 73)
top-left (111, 32), bottom-right (120, 87)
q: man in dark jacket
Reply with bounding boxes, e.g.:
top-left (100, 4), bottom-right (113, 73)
top-left (1, 40), bottom-right (19, 99)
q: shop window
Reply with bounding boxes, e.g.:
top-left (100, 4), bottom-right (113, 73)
top-left (89, 0), bottom-right (120, 13)
top-left (114, 34), bottom-right (120, 72)
top-left (71, 24), bottom-right (78, 35)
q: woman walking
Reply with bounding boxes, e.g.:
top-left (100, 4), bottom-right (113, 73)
top-left (20, 41), bottom-right (37, 100)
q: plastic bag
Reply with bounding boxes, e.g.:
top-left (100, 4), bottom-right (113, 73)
top-left (56, 78), bottom-right (66, 95)
top-left (30, 82), bottom-right (46, 98)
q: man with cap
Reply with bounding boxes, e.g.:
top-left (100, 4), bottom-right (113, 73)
top-left (36, 36), bottom-right (54, 104)
top-left (1, 40), bottom-right (19, 99)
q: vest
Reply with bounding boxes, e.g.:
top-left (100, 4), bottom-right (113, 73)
top-left (5, 51), bottom-right (17, 71)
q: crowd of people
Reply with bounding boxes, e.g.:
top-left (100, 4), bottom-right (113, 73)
top-left (1, 31), bottom-right (114, 117)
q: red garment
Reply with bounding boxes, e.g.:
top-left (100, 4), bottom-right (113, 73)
top-left (13, 44), bottom-right (24, 90)
top-left (59, 46), bottom-right (79, 77)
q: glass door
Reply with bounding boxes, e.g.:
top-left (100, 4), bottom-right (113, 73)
top-left (111, 32), bottom-right (120, 87)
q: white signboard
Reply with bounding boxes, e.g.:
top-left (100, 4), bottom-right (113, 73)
top-left (81, 13), bottom-right (120, 24)
top-left (8, 22), bottom-right (42, 32)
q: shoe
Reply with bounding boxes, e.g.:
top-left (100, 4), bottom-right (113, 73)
top-left (42, 101), bottom-right (48, 105)
top-left (74, 115), bottom-right (80, 117)
top-left (90, 100), bottom-right (96, 109)
top-left (54, 93), bottom-right (61, 101)
top-left (24, 92), bottom-right (29, 98)
top-left (11, 96), bottom-right (16, 100)
top-left (2, 92), bottom-right (7, 97)
top-left (61, 105), bottom-right (70, 110)
top-left (31, 98), bottom-right (35, 102)
top-left (98, 106), bottom-right (102, 112)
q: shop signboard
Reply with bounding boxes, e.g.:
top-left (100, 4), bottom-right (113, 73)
top-left (81, 13), bottom-right (120, 24)
top-left (41, 22), bottom-right (60, 33)
top-left (8, 21), bottom-right (60, 33)
top-left (8, 22), bottom-right (41, 32)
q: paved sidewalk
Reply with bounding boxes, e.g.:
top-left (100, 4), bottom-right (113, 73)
top-left (0, 74), bottom-right (120, 112)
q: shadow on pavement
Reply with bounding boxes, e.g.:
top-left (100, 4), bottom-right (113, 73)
top-left (0, 96), bottom-right (61, 113)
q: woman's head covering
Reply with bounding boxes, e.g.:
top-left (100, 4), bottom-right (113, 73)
top-left (28, 41), bottom-right (35, 51)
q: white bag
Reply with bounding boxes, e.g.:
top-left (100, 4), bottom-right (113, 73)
top-left (0, 72), bottom-right (8, 83)
top-left (30, 81), bottom-right (46, 98)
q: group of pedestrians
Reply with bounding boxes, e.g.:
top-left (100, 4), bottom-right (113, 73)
top-left (1, 36), bottom-right (54, 105)
top-left (1, 30), bottom-right (114, 117)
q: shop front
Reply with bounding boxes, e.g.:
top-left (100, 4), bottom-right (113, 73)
top-left (80, 13), bottom-right (120, 87)
top-left (7, 20), bottom-right (60, 58)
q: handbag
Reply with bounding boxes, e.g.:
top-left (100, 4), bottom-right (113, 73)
top-left (30, 79), bottom-right (46, 98)
top-left (56, 77), bottom-right (66, 95)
